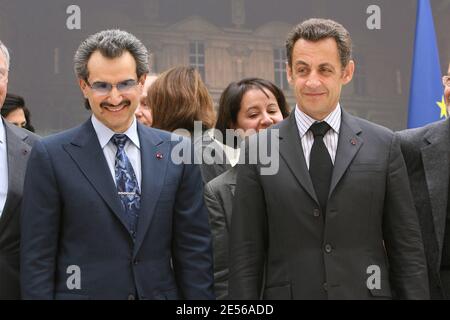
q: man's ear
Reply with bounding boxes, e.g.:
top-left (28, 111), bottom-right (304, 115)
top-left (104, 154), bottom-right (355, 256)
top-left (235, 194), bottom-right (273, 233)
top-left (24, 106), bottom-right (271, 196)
top-left (342, 60), bottom-right (355, 85)
top-left (78, 78), bottom-right (89, 98)
top-left (286, 62), bottom-right (293, 85)
top-left (137, 74), bottom-right (147, 96)
top-left (139, 73), bottom-right (147, 86)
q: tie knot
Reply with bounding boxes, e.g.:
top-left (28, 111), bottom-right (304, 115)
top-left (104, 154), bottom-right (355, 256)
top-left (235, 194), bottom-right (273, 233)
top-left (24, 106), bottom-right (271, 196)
top-left (111, 134), bottom-right (128, 149)
top-left (310, 121), bottom-right (331, 137)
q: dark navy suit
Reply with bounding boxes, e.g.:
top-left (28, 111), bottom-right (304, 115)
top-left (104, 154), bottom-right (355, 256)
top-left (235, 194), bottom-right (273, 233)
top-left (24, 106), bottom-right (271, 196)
top-left (20, 119), bottom-right (214, 300)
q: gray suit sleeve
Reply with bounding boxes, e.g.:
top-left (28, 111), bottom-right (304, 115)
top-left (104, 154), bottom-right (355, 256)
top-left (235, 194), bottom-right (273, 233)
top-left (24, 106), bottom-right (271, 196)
top-left (204, 182), bottom-right (229, 299)
top-left (383, 134), bottom-right (430, 299)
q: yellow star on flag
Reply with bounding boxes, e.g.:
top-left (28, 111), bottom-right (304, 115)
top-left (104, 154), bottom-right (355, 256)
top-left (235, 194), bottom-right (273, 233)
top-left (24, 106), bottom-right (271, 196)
top-left (437, 96), bottom-right (448, 119)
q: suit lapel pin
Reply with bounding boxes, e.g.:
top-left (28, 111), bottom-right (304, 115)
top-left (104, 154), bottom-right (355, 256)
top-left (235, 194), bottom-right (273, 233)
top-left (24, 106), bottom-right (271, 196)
top-left (350, 138), bottom-right (357, 146)
top-left (22, 149), bottom-right (28, 155)
top-left (156, 152), bottom-right (163, 159)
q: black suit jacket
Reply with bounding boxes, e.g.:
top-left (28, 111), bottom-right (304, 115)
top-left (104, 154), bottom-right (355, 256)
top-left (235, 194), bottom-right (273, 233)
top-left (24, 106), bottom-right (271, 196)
top-left (397, 118), bottom-right (450, 299)
top-left (229, 110), bottom-right (429, 300)
top-left (0, 119), bottom-right (39, 299)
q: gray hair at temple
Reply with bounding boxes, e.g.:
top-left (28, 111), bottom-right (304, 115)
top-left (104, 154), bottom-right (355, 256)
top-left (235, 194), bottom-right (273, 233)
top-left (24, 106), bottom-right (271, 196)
top-left (285, 18), bottom-right (352, 69)
top-left (73, 29), bottom-right (149, 81)
top-left (0, 40), bottom-right (10, 71)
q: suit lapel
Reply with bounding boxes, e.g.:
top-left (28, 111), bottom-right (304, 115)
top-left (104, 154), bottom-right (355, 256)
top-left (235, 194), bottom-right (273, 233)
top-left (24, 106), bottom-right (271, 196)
top-left (0, 121), bottom-right (32, 229)
top-left (329, 111), bottom-right (363, 198)
top-left (279, 112), bottom-right (318, 204)
top-left (133, 124), bottom-right (168, 256)
top-left (223, 167), bottom-right (237, 228)
top-left (421, 119), bottom-right (450, 263)
top-left (203, 139), bottom-right (232, 173)
top-left (63, 120), bottom-right (128, 231)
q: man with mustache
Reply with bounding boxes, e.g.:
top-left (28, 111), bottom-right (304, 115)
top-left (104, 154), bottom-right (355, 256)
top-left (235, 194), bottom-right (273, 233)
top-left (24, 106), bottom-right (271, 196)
top-left (229, 18), bottom-right (429, 299)
top-left (397, 62), bottom-right (450, 299)
top-left (20, 30), bottom-right (214, 300)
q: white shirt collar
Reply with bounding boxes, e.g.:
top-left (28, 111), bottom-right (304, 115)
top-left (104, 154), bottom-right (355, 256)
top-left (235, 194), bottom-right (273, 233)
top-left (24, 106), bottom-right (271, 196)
top-left (91, 115), bottom-right (140, 149)
top-left (207, 129), bottom-right (241, 167)
top-left (0, 118), bottom-right (6, 145)
top-left (295, 103), bottom-right (341, 138)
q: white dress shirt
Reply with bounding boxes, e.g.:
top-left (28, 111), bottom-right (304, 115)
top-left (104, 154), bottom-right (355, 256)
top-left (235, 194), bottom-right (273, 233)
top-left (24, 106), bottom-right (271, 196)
top-left (91, 115), bottom-right (142, 188)
top-left (295, 104), bottom-right (341, 169)
top-left (0, 119), bottom-right (8, 217)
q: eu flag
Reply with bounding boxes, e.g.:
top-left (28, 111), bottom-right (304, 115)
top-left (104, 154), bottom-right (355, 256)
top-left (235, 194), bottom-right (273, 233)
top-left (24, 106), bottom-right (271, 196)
top-left (407, 0), bottom-right (446, 128)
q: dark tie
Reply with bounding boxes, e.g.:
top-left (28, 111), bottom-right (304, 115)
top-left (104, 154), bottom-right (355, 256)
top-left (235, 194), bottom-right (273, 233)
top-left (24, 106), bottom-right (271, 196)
top-left (111, 134), bottom-right (140, 238)
top-left (309, 122), bottom-right (333, 214)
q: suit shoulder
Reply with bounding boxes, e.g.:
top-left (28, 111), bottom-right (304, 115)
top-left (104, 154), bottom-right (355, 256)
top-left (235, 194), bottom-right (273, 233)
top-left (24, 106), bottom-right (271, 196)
top-left (40, 124), bottom-right (85, 146)
top-left (5, 122), bottom-right (40, 146)
top-left (396, 120), bottom-right (449, 155)
top-left (395, 127), bottom-right (425, 151)
top-left (25, 130), bottom-right (40, 144)
top-left (352, 115), bottom-right (393, 137)
top-left (142, 126), bottom-right (192, 145)
top-left (396, 119), bottom-right (446, 144)
top-left (140, 125), bottom-right (170, 139)
top-left (345, 114), bottom-right (400, 151)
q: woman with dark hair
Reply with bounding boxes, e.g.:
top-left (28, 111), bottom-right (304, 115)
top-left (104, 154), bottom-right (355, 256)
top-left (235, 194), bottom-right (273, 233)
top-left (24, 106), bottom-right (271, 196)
top-left (215, 77), bottom-right (289, 139)
top-left (1, 93), bottom-right (35, 132)
top-left (200, 78), bottom-right (290, 184)
top-left (203, 77), bottom-right (290, 299)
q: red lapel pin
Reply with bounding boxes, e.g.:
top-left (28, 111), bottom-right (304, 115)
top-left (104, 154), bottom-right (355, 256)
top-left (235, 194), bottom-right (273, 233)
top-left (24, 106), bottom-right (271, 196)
top-left (156, 152), bottom-right (163, 159)
top-left (350, 138), bottom-right (357, 146)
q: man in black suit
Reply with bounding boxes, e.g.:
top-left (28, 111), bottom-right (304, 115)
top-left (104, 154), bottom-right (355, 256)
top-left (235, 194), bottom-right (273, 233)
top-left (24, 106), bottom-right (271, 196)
top-left (397, 62), bottom-right (450, 299)
top-left (0, 40), bottom-right (39, 299)
top-left (229, 18), bottom-right (429, 299)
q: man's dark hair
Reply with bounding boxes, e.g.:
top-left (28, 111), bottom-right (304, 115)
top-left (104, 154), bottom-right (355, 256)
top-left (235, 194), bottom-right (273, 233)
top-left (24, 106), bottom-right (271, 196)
top-left (74, 29), bottom-right (149, 110)
top-left (285, 18), bottom-right (352, 68)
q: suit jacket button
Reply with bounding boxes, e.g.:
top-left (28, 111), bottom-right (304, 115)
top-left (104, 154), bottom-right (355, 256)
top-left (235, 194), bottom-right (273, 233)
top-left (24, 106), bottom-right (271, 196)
top-left (313, 209), bottom-right (321, 217)
top-left (323, 282), bottom-right (328, 291)
top-left (133, 259), bottom-right (139, 265)
top-left (324, 244), bottom-right (332, 253)
top-left (128, 294), bottom-right (135, 300)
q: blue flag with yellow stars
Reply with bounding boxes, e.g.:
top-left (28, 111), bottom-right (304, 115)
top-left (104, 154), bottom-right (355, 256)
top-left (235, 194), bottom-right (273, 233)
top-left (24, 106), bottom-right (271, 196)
top-left (407, 0), bottom-right (446, 128)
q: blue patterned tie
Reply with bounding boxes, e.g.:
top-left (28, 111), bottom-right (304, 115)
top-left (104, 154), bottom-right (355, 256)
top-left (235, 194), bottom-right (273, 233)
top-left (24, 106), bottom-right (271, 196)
top-left (111, 134), bottom-right (140, 239)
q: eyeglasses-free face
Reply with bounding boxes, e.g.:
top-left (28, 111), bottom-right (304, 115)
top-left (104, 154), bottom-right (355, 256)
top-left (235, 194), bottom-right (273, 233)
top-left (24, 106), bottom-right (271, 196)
top-left (444, 69), bottom-right (450, 108)
top-left (0, 54), bottom-right (8, 108)
top-left (0, 67), bottom-right (7, 82)
top-left (443, 75), bottom-right (450, 88)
